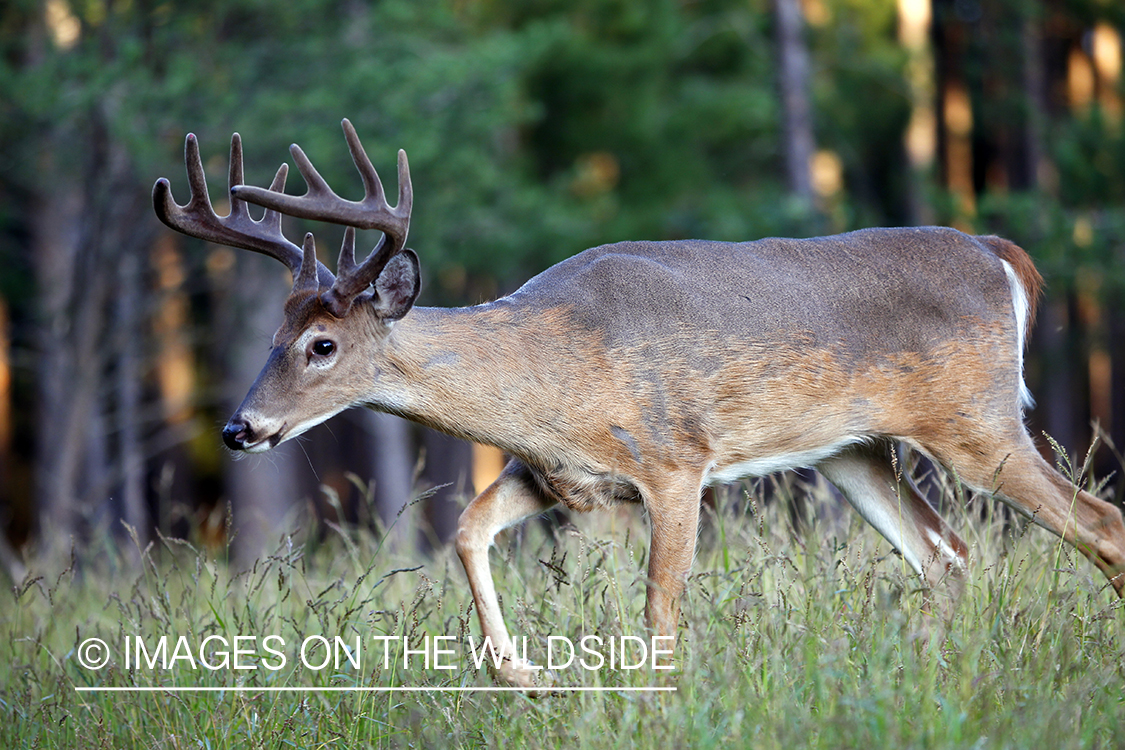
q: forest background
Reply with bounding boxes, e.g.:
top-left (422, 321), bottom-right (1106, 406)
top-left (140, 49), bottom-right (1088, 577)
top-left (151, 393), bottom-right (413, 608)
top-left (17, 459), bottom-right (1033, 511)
top-left (1, 0), bottom-right (1123, 574)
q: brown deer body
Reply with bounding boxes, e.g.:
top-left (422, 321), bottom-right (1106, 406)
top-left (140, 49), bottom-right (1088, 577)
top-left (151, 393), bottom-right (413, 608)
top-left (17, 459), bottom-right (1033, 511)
top-left (155, 121), bottom-right (1125, 689)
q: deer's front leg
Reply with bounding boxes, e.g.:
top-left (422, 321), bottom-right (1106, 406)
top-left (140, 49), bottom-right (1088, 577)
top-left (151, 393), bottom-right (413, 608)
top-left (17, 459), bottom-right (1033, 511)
top-left (456, 459), bottom-right (555, 688)
top-left (643, 482), bottom-right (702, 647)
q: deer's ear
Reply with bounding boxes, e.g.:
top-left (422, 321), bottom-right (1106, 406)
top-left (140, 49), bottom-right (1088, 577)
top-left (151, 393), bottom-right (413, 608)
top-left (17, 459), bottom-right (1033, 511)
top-left (373, 249), bottom-right (420, 321)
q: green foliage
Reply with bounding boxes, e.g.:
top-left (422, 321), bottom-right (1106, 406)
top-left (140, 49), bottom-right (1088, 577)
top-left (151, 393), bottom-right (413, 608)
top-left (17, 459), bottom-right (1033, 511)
top-left (6, 0), bottom-right (1124, 300)
top-left (1, 1), bottom-right (564, 302)
top-left (977, 114), bottom-right (1125, 298)
top-left (491, 0), bottom-right (791, 245)
top-left (1055, 109), bottom-right (1125, 208)
top-left (808, 0), bottom-right (913, 226)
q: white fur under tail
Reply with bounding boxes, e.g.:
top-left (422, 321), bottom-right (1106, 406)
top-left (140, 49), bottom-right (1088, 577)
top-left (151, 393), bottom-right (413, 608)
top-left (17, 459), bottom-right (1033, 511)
top-left (1000, 259), bottom-right (1035, 410)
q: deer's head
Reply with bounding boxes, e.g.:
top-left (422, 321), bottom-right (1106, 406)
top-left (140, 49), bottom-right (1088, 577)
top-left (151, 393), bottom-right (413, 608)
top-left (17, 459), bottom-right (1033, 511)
top-left (153, 120), bottom-right (417, 452)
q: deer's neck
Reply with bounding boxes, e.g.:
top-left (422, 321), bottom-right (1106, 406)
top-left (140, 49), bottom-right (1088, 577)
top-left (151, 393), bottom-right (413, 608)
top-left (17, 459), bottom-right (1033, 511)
top-left (370, 302), bottom-right (582, 456)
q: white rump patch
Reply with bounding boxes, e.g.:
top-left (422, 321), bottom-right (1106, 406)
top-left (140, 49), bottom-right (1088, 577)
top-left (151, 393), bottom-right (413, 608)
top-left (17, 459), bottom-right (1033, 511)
top-left (1000, 259), bottom-right (1035, 410)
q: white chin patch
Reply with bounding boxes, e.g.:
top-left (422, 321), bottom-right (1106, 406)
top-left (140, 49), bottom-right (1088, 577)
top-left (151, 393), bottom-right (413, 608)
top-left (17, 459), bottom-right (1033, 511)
top-left (242, 438), bottom-right (278, 454)
top-left (237, 407), bottom-right (347, 454)
top-left (284, 409), bottom-right (348, 444)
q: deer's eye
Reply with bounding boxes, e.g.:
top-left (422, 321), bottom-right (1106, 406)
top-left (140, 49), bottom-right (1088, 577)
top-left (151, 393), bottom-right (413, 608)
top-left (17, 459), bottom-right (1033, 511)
top-left (311, 339), bottom-right (336, 358)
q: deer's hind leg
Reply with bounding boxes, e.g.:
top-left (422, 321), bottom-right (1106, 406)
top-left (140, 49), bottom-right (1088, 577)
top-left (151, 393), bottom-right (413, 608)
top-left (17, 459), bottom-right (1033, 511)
top-left (455, 459), bottom-right (556, 688)
top-left (925, 431), bottom-right (1125, 597)
top-left (817, 443), bottom-right (969, 606)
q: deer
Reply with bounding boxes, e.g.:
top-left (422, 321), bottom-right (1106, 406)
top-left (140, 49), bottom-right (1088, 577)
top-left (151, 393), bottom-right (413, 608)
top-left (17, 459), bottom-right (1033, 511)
top-left (154, 119), bottom-right (1125, 689)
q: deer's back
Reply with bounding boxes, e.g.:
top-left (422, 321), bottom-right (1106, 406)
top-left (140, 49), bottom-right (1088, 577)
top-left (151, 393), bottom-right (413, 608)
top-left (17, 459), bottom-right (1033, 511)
top-left (508, 226), bottom-right (1015, 363)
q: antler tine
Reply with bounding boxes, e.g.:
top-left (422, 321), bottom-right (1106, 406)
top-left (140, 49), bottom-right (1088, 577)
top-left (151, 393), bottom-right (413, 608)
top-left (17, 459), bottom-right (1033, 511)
top-left (264, 163), bottom-right (290, 229)
top-left (227, 133), bottom-right (248, 221)
top-left (321, 139), bottom-right (413, 315)
top-left (154, 133), bottom-right (336, 287)
top-left (324, 147), bottom-right (413, 311)
top-left (342, 119), bottom-right (386, 206)
top-left (294, 233), bottom-right (321, 293)
top-left (336, 227), bottom-right (359, 277)
top-left (289, 141), bottom-right (336, 199)
top-left (185, 132), bottom-right (212, 214)
top-left (228, 119), bottom-right (414, 318)
top-left (396, 148), bottom-right (412, 222)
top-left (231, 119), bottom-right (411, 238)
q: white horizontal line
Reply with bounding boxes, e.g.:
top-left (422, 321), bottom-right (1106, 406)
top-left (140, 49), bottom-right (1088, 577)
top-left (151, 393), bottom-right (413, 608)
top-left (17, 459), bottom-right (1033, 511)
top-left (75, 686), bottom-right (676, 693)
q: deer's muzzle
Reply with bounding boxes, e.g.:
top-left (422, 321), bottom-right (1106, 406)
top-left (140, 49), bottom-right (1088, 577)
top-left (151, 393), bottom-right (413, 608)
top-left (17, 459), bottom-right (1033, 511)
top-left (222, 419), bottom-right (254, 451)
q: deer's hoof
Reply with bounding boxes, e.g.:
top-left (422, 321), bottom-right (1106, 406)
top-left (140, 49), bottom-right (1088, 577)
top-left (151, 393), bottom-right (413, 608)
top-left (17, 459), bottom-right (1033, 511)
top-left (499, 658), bottom-right (555, 697)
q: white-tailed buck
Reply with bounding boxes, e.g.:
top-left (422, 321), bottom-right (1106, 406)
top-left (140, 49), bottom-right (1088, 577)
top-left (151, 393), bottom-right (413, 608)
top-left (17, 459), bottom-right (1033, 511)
top-left (155, 120), bottom-right (1125, 688)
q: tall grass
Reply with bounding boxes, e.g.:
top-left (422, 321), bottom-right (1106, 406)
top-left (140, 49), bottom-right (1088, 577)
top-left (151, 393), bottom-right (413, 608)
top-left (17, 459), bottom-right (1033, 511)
top-left (2, 461), bottom-right (1123, 749)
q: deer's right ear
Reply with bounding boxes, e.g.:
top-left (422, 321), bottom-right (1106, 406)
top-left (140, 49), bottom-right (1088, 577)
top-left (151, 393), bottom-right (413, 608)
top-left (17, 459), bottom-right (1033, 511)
top-left (373, 249), bottom-right (421, 321)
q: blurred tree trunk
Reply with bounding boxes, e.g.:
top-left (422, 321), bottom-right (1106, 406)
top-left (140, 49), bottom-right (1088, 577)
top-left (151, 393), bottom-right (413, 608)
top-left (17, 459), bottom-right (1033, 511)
top-left (931, 0), bottom-right (974, 215)
top-left (774, 0), bottom-right (814, 202)
top-left (363, 410), bottom-right (413, 541)
top-left (32, 111), bottom-right (156, 559)
top-left (220, 256), bottom-right (301, 568)
top-left (113, 247), bottom-right (147, 549)
top-left (0, 324), bottom-right (23, 584)
top-left (33, 122), bottom-right (118, 556)
top-left (32, 173), bottom-right (91, 555)
top-left (419, 429), bottom-right (472, 550)
top-left (0, 299), bottom-right (18, 581)
top-left (98, 138), bottom-right (155, 550)
top-left (1109, 302), bottom-right (1125, 494)
top-left (899, 0), bottom-right (937, 226)
top-left (1017, 8), bottom-right (1047, 192)
top-left (1035, 296), bottom-right (1084, 460)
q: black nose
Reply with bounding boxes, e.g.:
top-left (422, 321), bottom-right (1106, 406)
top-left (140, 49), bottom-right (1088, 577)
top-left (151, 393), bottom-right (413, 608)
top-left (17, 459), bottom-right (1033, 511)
top-left (222, 419), bottom-right (252, 451)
